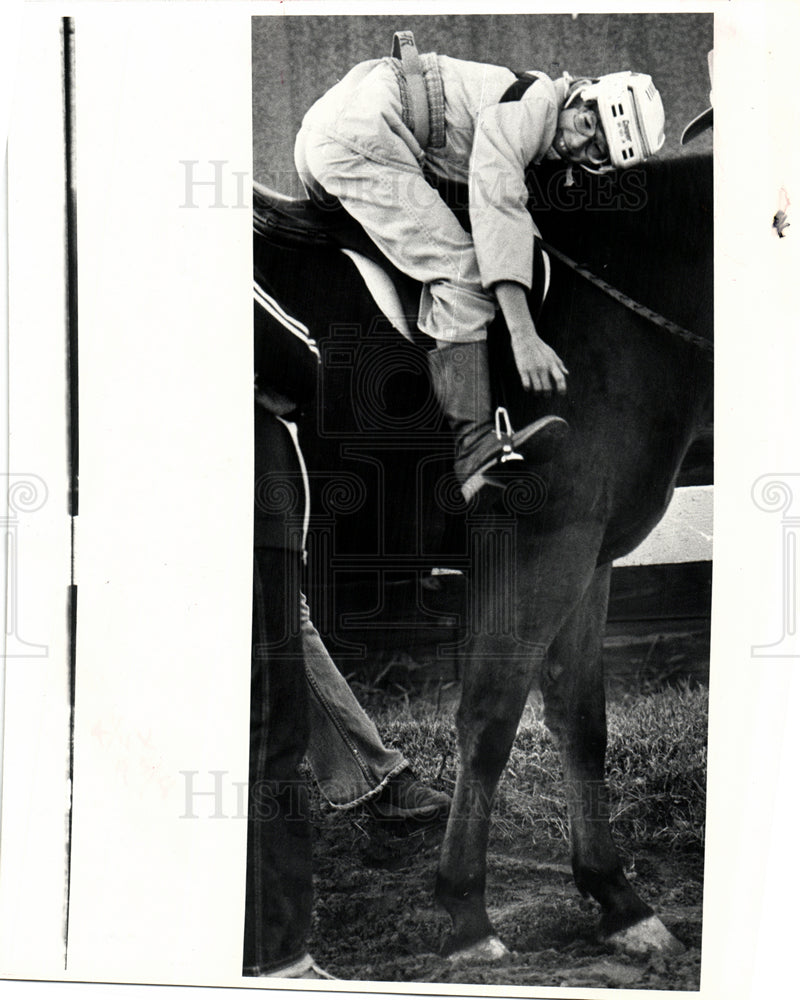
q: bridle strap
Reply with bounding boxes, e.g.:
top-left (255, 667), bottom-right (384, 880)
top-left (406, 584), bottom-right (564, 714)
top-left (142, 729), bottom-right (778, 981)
top-left (539, 238), bottom-right (713, 357)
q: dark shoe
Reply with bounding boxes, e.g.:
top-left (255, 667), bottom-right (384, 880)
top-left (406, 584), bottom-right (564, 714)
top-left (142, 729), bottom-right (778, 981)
top-left (365, 768), bottom-right (451, 830)
top-left (428, 342), bottom-right (569, 501)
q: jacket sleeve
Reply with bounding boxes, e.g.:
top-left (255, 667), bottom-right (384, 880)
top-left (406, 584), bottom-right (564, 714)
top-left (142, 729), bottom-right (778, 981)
top-left (253, 278), bottom-right (320, 410)
top-left (468, 84), bottom-right (558, 290)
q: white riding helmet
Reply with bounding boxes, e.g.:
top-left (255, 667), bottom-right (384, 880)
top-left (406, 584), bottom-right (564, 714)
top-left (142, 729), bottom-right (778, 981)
top-left (566, 71), bottom-right (666, 172)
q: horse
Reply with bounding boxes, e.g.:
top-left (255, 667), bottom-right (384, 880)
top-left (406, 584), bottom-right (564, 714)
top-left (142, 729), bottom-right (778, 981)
top-left (253, 151), bottom-right (713, 962)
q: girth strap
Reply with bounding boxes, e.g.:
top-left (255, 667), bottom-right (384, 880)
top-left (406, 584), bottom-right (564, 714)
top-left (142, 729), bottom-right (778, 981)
top-left (392, 31), bottom-right (430, 149)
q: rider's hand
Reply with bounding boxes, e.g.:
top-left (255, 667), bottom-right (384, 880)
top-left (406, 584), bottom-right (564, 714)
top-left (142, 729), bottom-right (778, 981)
top-left (494, 280), bottom-right (569, 395)
top-left (509, 325), bottom-right (569, 395)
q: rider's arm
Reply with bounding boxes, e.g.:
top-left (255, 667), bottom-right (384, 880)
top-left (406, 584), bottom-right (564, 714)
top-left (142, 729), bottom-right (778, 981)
top-left (494, 280), bottom-right (568, 395)
top-left (469, 79), bottom-right (567, 394)
top-left (468, 83), bottom-right (558, 290)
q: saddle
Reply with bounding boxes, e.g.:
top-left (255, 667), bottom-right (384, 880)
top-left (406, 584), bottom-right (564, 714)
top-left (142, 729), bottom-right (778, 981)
top-left (253, 179), bottom-right (550, 345)
top-left (253, 181), bottom-right (423, 343)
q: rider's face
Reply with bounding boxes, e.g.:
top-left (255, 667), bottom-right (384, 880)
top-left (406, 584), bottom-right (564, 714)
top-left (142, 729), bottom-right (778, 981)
top-left (554, 98), bottom-right (609, 167)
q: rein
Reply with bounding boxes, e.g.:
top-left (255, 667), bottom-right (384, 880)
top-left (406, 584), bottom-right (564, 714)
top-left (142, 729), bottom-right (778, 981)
top-left (538, 238), bottom-right (714, 358)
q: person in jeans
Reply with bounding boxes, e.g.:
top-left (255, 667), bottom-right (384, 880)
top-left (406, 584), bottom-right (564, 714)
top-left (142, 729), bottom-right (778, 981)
top-left (303, 593), bottom-right (450, 828)
top-left (244, 283), bottom-right (450, 979)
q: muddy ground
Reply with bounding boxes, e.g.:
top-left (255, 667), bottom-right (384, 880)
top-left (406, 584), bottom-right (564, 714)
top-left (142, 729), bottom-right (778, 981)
top-left (305, 596), bottom-right (708, 991)
top-left (309, 805), bottom-right (703, 990)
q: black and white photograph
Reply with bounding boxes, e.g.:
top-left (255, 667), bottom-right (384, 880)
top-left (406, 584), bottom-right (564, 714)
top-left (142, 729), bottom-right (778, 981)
top-left (248, 12), bottom-right (712, 988)
top-left (0, 3), bottom-right (798, 999)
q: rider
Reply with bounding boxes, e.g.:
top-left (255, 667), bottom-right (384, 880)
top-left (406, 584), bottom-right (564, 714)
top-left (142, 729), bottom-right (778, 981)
top-left (294, 34), bottom-right (665, 501)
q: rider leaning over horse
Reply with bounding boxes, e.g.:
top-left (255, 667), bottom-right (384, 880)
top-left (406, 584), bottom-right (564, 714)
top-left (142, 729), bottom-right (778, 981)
top-left (294, 32), bottom-right (666, 501)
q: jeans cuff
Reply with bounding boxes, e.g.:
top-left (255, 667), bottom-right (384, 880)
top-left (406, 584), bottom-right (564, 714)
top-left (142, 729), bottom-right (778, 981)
top-left (323, 758), bottom-right (409, 810)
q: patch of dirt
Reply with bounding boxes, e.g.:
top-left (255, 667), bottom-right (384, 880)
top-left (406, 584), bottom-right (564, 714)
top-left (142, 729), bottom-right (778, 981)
top-left (310, 812), bottom-right (703, 990)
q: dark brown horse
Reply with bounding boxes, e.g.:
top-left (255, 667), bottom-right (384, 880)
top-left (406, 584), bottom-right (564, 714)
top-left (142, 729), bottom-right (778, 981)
top-left (253, 152), bottom-right (712, 961)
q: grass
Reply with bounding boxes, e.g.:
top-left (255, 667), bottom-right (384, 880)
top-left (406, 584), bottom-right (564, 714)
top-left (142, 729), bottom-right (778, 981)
top-left (344, 680), bottom-right (707, 852)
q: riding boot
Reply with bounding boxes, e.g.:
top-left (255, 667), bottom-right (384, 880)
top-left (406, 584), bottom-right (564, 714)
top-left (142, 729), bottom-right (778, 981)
top-left (428, 341), bottom-right (569, 502)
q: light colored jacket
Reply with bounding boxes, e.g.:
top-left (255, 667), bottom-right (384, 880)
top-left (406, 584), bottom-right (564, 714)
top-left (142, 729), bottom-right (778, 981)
top-left (300, 54), bottom-right (570, 290)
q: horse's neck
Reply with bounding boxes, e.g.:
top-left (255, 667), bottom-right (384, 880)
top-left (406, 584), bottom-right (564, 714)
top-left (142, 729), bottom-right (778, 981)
top-left (531, 156), bottom-right (713, 345)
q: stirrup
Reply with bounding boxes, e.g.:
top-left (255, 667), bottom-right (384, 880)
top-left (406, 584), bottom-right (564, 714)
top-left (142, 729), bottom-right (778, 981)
top-left (461, 409), bottom-right (570, 503)
top-left (494, 406), bottom-right (524, 462)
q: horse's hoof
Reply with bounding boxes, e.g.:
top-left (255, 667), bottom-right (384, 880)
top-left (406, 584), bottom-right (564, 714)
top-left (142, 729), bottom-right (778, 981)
top-left (446, 935), bottom-right (511, 965)
top-left (605, 915), bottom-right (685, 957)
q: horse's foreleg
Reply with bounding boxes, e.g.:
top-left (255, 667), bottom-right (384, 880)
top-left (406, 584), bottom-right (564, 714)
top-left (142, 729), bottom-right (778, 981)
top-left (435, 644), bottom-right (535, 962)
top-left (541, 563), bottom-right (683, 956)
top-left (435, 520), bottom-right (604, 962)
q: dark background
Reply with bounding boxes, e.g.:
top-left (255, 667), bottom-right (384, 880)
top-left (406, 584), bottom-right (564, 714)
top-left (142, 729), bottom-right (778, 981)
top-left (252, 13), bottom-right (713, 190)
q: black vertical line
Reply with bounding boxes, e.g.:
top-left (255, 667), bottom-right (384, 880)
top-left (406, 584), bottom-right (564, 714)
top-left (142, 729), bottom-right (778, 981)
top-left (64, 16), bottom-right (78, 520)
top-left (61, 14), bottom-right (78, 971)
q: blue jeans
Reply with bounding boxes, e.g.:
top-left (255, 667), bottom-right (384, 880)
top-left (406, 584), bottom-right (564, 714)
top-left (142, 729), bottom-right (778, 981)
top-left (301, 594), bottom-right (408, 807)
